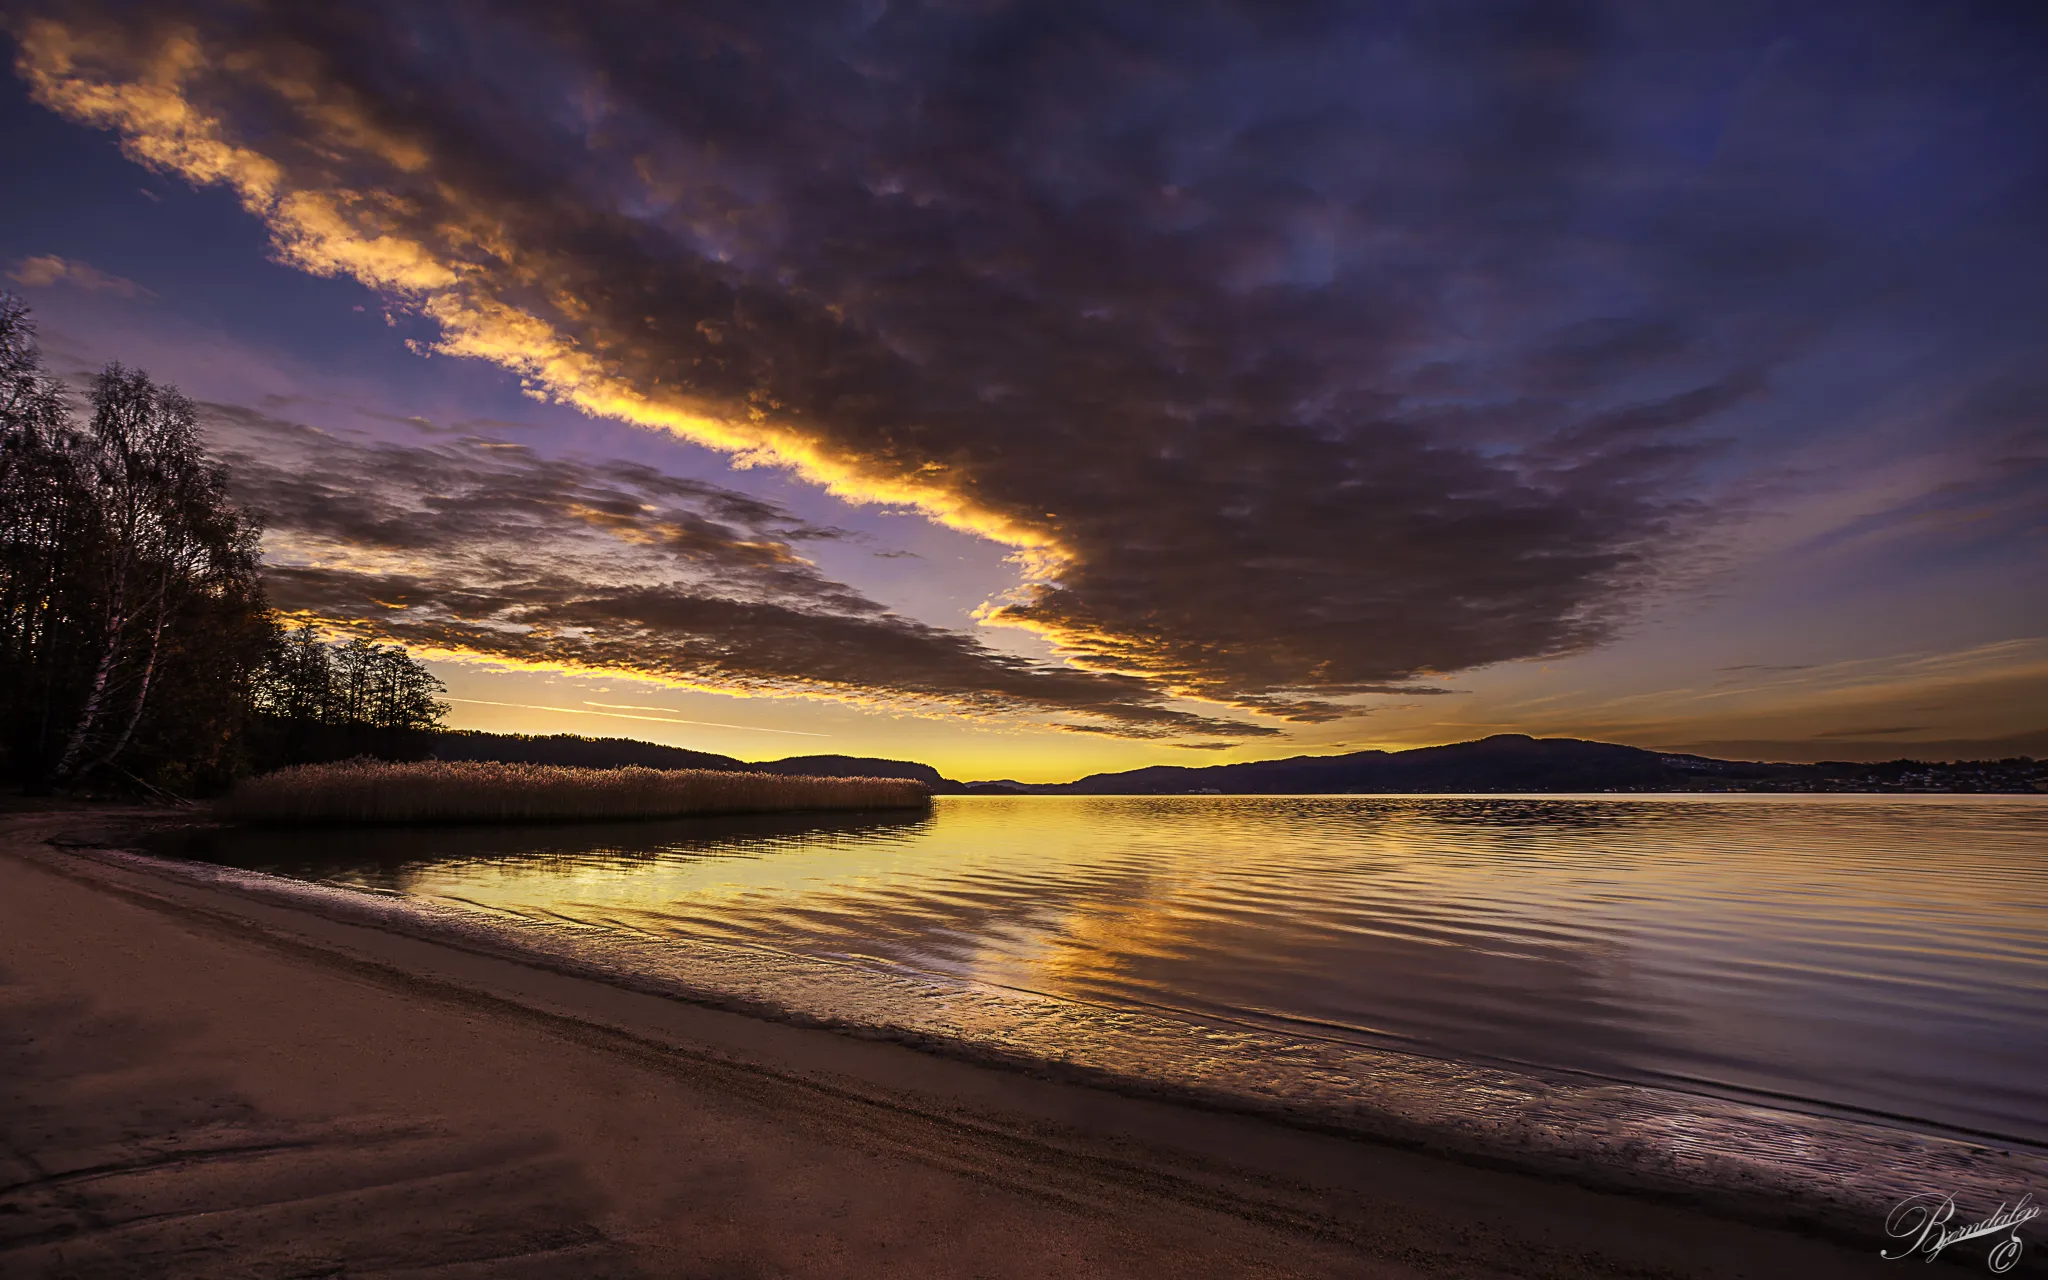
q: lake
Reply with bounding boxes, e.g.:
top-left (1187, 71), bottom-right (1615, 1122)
top-left (167, 793), bottom-right (2047, 1158)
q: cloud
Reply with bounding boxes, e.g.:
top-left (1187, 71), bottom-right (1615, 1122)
top-left (8, 253), bottom-right (152, 297)
top-left (1485, 639), bottom-right (2048, 762)
top-left (11, 2), bottom-right (2043, 721)
top-left (444, 697), bottom-right (829, 738)
top-left (1670, 731), bottom-right (2048, 764)
top-left (201, 404), bottom-right (1274, 739)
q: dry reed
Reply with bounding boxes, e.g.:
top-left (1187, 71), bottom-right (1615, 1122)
top-left (220, 759), bottom-right (932, 825)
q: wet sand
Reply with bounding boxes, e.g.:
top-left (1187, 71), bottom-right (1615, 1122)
top-left (1, 808), bottom-right (1918, 1277)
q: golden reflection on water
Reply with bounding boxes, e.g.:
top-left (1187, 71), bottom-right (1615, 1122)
top-left (184, 795), bottom-right (2048, 1143)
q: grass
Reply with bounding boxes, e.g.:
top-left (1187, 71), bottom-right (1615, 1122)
top-left (219, 759), bottom-right (932, 825)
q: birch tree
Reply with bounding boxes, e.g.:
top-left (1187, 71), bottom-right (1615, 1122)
top-left (52, 364), bottom-right (263, 781)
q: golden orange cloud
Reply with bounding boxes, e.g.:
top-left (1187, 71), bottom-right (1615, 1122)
top-left (14, 17), bottom-right (1072, 575)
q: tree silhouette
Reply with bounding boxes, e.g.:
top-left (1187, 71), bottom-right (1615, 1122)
top-left (54, 364), bottom-right (265, 780)
top-left (253, 626), bottom-right (448, 748)
top-left (0, 293), bottom-right (439, 794)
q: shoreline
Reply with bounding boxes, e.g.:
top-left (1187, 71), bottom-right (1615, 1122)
top-left (1, 807), bottom-right (2023, 1276)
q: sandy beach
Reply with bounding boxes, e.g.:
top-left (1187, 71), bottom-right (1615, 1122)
top-left (0, 807), bottom-right (1926, 1277)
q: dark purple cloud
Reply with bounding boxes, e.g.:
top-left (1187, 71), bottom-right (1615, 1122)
top-left (12, 0), bottom-right (2045, 722)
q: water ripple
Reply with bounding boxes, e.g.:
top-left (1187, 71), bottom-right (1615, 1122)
top-left (165, 795), bottom-right (2048, 1158)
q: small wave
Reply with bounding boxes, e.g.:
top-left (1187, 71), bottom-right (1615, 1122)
top-left (85, 844), bottom-right (2048, 1234)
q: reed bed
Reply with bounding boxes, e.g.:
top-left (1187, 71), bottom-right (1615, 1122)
top-left (220, 759), bottom-right (931, 826)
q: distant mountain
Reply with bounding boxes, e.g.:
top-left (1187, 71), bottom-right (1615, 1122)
top-left (1041, 734), bottom-right (1787, 794)
top-left (971, 734), bottom-right (2044, 794)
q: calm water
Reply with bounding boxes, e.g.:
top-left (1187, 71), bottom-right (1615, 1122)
top-left (169, 795), bottom-right (2048, 1149)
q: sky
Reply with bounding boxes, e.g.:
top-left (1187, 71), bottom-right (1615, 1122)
top-left (2, 1), bottom-right (2043, 782)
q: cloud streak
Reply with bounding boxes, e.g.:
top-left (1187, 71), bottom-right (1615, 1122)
top-left (8, 253), bottom-right (151, 297)
top-left (445, 698), bottom-right (830, 738)
top-left (201, 404), bottom-right (1273, 739)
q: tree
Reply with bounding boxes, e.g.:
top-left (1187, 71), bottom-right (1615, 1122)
top-left (255, 624), bottom-right (336, 724)
top-left (366, 642), bottom-right (448, 734)
top-left (53, 364), bottom-right (265, 780)
top-left (1, 294), bottom-right (271, 792)
top-left (251, 628), bottom-right (448, 763)
top-left (0, 296), bottom-right (97, 778)
top-left (0, 294), bottom-right (441, 792)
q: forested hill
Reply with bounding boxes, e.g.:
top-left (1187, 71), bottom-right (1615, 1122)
top-left (424, 730), bottom-right (745, 772)
top-left (419, 730), bottom-right (965, 791)
top-left (747, 754), bottom-right (957, 790)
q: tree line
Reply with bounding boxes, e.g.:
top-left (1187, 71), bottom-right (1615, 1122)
top-left (0, 294), bottom-right (445, 794)
top-left (251, 626), bottom-right (451, 768)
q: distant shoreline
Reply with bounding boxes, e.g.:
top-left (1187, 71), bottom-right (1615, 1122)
top-left (301, 725), bottom-right (2043, 795)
